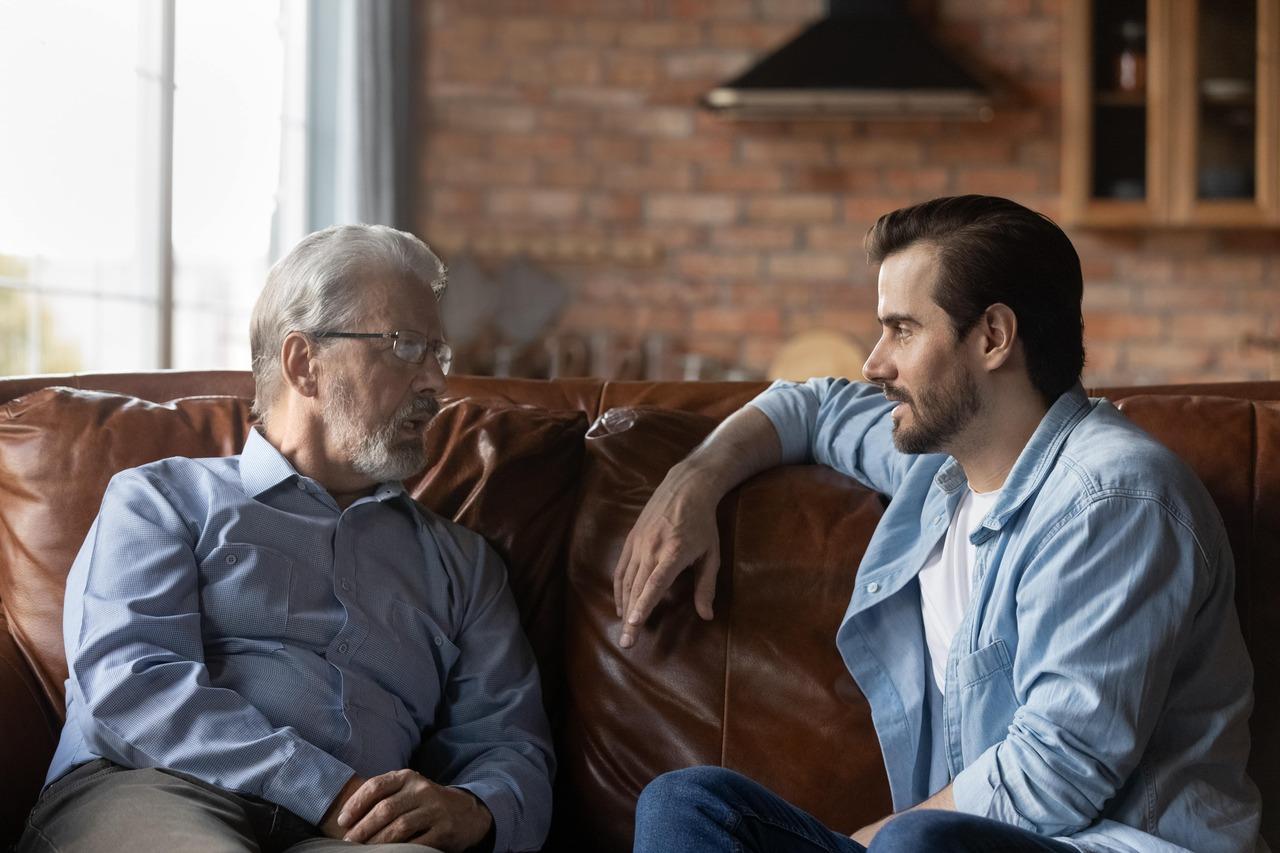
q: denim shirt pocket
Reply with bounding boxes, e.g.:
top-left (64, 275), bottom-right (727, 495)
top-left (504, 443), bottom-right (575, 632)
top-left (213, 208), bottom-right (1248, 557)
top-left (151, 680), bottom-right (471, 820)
top-left (388, 600), bottom-right (461, 724)
top-left (956, 638), bottom-right (1020, 760)
top-left (198, 543), bottom-right (292, 641)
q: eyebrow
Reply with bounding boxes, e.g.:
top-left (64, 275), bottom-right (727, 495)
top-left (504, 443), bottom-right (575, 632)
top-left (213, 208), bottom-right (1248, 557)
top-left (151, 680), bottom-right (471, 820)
top-left (878, 313), bottom-right (920, 328)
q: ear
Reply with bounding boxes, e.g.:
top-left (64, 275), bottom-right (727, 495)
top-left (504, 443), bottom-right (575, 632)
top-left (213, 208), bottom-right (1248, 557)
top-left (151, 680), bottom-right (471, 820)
top-left (281, 331), bottom-right (321, 398)
top-left (973, 303), bottom-right (1018, 371)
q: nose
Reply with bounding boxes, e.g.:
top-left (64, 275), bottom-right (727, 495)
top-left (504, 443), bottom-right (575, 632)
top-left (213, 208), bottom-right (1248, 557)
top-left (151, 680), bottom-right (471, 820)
top-left (862, 334), bottom-right (894, 386)
top-left (412, 353), bottom-right (448, 397)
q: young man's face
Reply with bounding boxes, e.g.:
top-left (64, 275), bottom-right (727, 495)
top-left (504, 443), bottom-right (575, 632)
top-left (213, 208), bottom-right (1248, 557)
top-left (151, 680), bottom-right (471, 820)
top-left (862, 243), bottom-right (983, 455)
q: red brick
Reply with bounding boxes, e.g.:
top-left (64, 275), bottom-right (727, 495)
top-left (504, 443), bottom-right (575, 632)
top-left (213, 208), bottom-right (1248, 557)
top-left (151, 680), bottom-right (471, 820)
top-left (754, 0), bottom-right (825, 20)
top-left (1168, 312), bottom-right (1267, 342)
top-left (494, 18), bottom-right (562, 46)
top-left (540, 161), bottom-right (599, 188)
top-left (794, 167), bottom-right (882, 193)
top-left (927, 138), bottom-right (1015, 164)
top-left (832, 139), bottom-right (925, 167)
top-left (708, 21), bottom-right (799, 49)
top-left (647, 194), bottom-right (738, 224)
top-left (431, 158), bottom-right (537, 186)
top-left (663, 50), bottom-right (754, 81)
top-left (537, 108), bottom-right (598, 133)
top-left (698, 168), bottom-right (786, 192)
top-left (767, 253), bottom-right (854, 281)
top-left (492, 133), bottom-right (578, 160)
top-left (884, 167), bottom-right (951, 193)
top-left (1082, 312), bottom-right (1164, 341)
top-left (428, 188), bottom-right (483, 217)
top-left (649, 137), bottom-right (737, 163)
top-left (711, 225), bottom-right (798, 251)
top-left (603, 163), bottom-right (696, 191)
top-left (844, 195), bottom-right (916, 224)
top-left (806, 224), bottom-right (872, 253)
top-left (1125, 343), bottom-right (1215, 372)
top-left (954, 167), bottom-right (1042, 195)
top-left (1175, 257), bottom-right (1267, 286)
top-left (618, 22), bottom-right (704, 49)
top-left (740, 139), bottom-right (832, 166)
top-left (747, 195), bottom-right (837, 223)
top-left (552, 86), bottom-right (648, 109)
top-left (1136, 286), bottom-right (1232, 310)
top-left (678, 252), bottom-right (763, 279)
top-left (432, 103), bottom-right (537, 133)
top-left (669, 0), bottom-right (755, 19)
top-left (584, 136), bottom-right (644, 163)
top-left (488, 188), bottom-right (582, 220)
top-left (587, 192), bottom-right (642, 222)
top-left (605, 52), bottom-right (662, 87)
top-left (600, 107), bottom-right (696, 137)
top-left (692, 307), bottom-right (782, 335)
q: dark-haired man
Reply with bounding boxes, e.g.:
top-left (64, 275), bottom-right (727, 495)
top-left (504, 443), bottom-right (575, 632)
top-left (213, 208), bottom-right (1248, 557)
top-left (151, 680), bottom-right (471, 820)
top-left (617, 196), bottom-right (1263, 852)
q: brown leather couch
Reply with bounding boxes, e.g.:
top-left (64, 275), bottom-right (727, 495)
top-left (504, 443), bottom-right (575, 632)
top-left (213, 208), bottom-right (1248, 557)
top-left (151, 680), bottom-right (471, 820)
top-left (0, 371), bottom-right (1275, 851)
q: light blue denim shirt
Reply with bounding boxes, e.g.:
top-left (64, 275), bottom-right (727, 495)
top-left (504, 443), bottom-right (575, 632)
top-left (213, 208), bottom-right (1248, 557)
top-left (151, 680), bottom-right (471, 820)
top-left (752, 379), bottom-right (1264, 853)
top-left (48, 428), bottom-right (554, 853)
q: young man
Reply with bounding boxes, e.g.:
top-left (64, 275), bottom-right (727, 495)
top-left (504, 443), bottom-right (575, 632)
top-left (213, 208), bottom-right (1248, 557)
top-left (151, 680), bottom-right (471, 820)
top-left (20, 225), bottom-right (553, 853)
top-left (615, 196), bottom-right (1264, 852)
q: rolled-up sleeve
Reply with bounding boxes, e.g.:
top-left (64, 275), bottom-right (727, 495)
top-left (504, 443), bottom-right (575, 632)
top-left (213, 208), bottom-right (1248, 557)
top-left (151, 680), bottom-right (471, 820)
top-left (952, 494), bottom-right (1210, 835)
top-left (64, 470), bottom-right (354, 824)
top-left (413, 539), bottom-right (555, 853)
top-left (748, 377), bottom-right (909, 496)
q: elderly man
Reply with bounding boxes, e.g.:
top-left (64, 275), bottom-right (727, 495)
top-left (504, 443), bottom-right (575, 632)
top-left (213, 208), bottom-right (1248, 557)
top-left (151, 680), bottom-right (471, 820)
top-left (18, 225), bottom-right (553, 853)
top-left (617, 196), bottom-right (1263, 852)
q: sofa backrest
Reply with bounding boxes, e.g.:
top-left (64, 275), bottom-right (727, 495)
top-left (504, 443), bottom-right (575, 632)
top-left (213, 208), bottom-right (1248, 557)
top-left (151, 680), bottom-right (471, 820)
top-left (1, 372), bottom-right (1278, 850)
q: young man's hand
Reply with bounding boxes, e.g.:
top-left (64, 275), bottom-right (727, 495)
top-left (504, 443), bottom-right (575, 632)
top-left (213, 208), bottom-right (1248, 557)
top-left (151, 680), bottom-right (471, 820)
top-left (322, 769), bottom-right (493, 850)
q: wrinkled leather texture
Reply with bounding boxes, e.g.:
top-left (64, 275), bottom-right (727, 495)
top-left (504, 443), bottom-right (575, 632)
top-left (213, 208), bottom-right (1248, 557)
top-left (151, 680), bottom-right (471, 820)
top-left (0, 389), bottom-right (257, 708)
top-left (2, 373), bottom-right (1280, 851)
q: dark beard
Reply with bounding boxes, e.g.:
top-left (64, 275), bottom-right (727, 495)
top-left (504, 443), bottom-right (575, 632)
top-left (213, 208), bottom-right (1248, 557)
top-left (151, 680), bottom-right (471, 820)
top-left (885, 370), bottom-right (982, 455)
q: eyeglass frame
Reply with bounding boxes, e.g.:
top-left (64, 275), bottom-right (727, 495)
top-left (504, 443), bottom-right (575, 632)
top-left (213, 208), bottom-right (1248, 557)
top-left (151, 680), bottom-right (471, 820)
top-left (308, 330), bottom-right (453, 374)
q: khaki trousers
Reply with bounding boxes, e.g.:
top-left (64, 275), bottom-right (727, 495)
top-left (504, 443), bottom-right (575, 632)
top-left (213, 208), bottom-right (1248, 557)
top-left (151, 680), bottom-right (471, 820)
top-left (18, 759), bottom-right (440, 853)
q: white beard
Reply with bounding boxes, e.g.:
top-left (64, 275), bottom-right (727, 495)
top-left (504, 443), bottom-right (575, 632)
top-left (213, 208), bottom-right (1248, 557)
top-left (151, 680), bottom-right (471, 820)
top-left (322, 373), bottom-right (436, 482)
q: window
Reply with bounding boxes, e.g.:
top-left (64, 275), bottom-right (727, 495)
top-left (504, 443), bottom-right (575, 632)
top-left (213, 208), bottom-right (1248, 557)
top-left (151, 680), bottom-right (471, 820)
top-left (0, 0), bottom-right (308, 374)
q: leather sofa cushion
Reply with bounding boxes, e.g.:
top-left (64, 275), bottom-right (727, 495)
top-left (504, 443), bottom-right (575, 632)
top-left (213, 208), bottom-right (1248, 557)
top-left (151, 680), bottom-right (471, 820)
top-left (0, 387), bottom-right (586, 720)
top-left (559, 406), bottom-right (890, 850)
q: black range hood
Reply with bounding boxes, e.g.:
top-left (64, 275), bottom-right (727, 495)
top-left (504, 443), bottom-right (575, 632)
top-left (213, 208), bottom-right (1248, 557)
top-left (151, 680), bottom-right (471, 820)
top-left (703, 0), bottom-right (995, 120)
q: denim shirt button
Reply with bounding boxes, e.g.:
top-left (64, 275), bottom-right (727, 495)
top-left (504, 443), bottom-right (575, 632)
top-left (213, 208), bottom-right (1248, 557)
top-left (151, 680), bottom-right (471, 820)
top-left (434, 636), bottom-right (444, 646)
top-left (337, 642), bottom-right (349, 654)
top-left (867, 582), bottom-right (880, 594)
top-left (224, 554), bottom-right (237, 565)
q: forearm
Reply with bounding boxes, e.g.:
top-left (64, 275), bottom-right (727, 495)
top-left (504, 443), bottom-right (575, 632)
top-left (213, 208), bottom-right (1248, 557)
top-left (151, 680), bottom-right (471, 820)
top-left (854, 784), bottom-right (954, 845)
top-left (673, 405), bottom-right (782, 500)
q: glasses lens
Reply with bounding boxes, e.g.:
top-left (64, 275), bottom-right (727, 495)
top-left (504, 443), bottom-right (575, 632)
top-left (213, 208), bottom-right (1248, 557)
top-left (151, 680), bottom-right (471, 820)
top-left (392, 332), bottom-right (428, 364)
top-left (434, 341), bottom-right (453, 375)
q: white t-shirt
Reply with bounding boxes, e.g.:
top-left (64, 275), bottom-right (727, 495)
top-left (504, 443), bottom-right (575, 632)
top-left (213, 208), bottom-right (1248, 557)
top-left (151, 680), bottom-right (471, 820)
top-left (918, 487), bottom-right (1002, 692)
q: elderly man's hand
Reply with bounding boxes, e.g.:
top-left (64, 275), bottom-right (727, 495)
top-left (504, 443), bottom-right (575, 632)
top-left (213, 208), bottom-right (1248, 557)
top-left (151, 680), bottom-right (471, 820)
top-left (330, 769), bottom-right (493, 850)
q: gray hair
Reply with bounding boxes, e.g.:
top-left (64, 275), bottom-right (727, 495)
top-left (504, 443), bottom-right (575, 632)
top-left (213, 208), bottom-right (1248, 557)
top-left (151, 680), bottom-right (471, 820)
top-left (250, 223), bottom-right (447, 424)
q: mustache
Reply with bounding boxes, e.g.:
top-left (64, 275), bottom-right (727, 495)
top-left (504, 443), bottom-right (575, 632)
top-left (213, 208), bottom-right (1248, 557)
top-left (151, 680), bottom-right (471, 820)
top-left (881, 383), bottom-right (913, 406)
top-left (393, 396), bottom-right (441, 426)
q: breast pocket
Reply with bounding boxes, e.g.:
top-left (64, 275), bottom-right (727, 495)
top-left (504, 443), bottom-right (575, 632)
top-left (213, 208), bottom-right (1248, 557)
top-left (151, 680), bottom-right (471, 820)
top-left (198, 544), bottom-right (292, 641)
top-left (956, 638), bottom-right (1020, 761)
top-left (385, 600), bottom-right (460, 723)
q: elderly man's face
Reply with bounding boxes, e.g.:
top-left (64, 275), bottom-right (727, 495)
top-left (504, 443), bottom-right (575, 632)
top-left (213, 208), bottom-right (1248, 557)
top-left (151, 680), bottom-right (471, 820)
top-left (317, 273), bottom-right (447, 482)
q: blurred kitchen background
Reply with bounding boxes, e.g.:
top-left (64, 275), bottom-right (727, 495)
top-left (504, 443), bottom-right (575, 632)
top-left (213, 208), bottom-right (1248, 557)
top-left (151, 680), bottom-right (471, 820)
top-left (2, 0), bottom-right (1278, 386)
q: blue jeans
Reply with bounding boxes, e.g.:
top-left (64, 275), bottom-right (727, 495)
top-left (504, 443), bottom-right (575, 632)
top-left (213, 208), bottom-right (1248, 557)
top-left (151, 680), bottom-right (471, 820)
top-left (633, 767), bottom-right (1079, 853)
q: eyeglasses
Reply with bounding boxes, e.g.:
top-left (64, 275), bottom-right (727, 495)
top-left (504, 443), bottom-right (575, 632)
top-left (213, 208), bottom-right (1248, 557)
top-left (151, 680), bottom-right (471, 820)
top-left (311, 330), bottom-right (453, 374)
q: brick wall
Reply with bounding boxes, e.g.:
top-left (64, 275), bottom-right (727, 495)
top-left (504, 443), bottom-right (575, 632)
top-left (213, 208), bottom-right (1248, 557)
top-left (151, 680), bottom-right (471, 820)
top-left (412, 0), bottom-right (1280, 386)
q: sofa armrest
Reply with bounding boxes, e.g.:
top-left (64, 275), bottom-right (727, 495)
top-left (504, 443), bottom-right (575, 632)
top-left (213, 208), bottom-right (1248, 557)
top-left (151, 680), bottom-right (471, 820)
top-left (0, 617), bottom-right (60, 847)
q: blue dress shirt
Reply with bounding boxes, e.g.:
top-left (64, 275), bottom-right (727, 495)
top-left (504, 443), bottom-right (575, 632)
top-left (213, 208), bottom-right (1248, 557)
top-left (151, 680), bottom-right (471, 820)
top-left (752, 379), bottom-right (1265, 853)
top-left (48, 428), bottom-right (554, 853)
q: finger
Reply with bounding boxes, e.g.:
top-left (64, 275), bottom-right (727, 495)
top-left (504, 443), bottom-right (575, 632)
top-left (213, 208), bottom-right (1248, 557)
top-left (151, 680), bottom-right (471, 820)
top-left (693, 536), bottom-right (720, 621)
top-left (619, 555), bottom-right (659, 648)
top-left (612, 536), bottom-right (636, 617)
top-left (366, 805), bottom-right (428, 845)
top-left (621, 557), bottom-right (685, 647)
top-left (339, 771), bottom-right (407, 832)
top-left (346, 789), bottom-right (418, 844)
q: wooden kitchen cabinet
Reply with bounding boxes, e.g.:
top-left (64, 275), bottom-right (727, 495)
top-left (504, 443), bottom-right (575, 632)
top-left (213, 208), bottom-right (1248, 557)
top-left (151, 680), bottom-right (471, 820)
top-left (1063, 0), bottom-right (1280, 227)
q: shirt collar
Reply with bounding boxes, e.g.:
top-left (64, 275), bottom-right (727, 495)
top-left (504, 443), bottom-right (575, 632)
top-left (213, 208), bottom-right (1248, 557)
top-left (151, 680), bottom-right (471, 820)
top-left (934, 383), bottom-right (1093, 529)
top-left (238, 427), bottom-right (410, 504)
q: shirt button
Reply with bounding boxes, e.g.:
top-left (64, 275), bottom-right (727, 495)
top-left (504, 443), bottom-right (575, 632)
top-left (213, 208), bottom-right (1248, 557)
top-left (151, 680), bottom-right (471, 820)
top-left (434, 636), bottom-right (444, 646)
top-left (337, 642), bottom-right (349, 654)
top-left (224, 554), bottom-right (237, 565)
top-left (296, 481), bottom-right (306, 491)
top-left (867, 582), bottom-right (880, 594)
top-left (341, 580), bottom-right (351, 591)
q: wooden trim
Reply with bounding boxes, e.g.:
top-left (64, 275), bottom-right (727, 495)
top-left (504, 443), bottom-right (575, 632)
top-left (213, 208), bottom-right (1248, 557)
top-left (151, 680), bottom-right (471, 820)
top-left (1257, 0), bottom-right (1279, 220)
top-left (1166, 0), bottom-right (1198, 221)
top-left (1061, 0), bottom-right (1093, 225)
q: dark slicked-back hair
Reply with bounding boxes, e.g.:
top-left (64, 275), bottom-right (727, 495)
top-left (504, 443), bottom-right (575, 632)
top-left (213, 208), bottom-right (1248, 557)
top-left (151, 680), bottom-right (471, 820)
top-left (865, 195), bottom-right (1085, 406)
